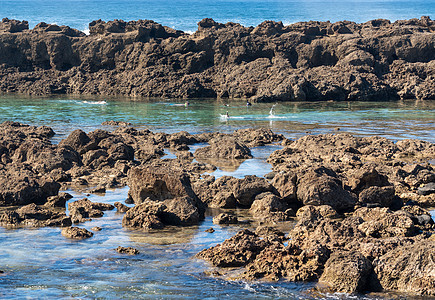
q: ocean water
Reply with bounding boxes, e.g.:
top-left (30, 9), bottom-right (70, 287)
top-left (1, 0), bottom-right (434, 33)
top-left (0, 96), bottom-right (434, 298)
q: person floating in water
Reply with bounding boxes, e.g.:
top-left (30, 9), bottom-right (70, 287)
top-left (246, 100), bottom-right (252, 107)
top-left (225, 111), bottom-right (229, 118)
top-left (185, 100), bottom-right (190, 107)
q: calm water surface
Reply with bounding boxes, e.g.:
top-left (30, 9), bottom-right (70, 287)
top-left (0, 96), bottom-right (434, 299)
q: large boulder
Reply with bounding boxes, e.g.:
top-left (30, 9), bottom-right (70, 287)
top-left (296, 167), bottom-right (356, 212)
top-left (127, 166), bottom-right (197, 204)
top-left (194, 137), bottom-right (252, 159)
top-left (196, 229), bottom-right (270, 267)
top-left (68, 198), bottom-right (114, 223)
top-left (122, 200), bottom-right (166, 230)
top-left (0, 203), bottom-right (71, 227)
top-left (319, 250), bottom-right (374, 293)
top-left (373, 241), bottom-right (435, 296)
top-left (0, 167), bottom-right (60, 206)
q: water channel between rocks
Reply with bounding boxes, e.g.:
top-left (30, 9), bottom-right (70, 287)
top-left (0, 96), bottom-right (434, 299)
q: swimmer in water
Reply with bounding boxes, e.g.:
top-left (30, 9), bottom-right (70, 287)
top-left (185, 101), bottom-right (189, 107)
top-left (246, 100), bottom-right (252, 107)
top-left (225, 111), bottom-right (229, 118)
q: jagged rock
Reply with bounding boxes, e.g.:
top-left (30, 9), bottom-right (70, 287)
top-left (194, 137), bottom-right (252, 159)
top-left (373, 241), bottom-right (435, 296)
top-left (319, 251), bottom-right (373, 293)
top-left (162, 196), bottom-right (201, 225)
top-left (61, 227), bottom-right (93, 239)
top-left (212, 213), bottom-right (238, 225)
top-left (122, 200), bottom-right (166, 230)
top-left (0, 203), bottom-right (71, 227)
top-left (68, 198), bottom-right (114, 223)
top-left (115, 246), bottom-right (139, 255)
top-left (196, 230), bottom-right (269, 267)
top-left (114, 201), bottom-right (130, 212)
top-left (127, 166), bottom-right (198, 204)
top-left (0, 17), bottom-right (434, 100)
top-left (296, 167), bottom-right (356, 212)
top-left (44, 192), bottom-right (73, 208)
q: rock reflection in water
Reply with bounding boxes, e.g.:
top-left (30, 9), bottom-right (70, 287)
top-left (196, 157), bottom-right (246, 172)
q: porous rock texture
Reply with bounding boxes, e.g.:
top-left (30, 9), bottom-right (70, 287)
top-left (0, 17), bottom-right (434, 101)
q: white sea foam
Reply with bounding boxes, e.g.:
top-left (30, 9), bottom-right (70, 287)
top-left (82, 100), bottom-right (107, 105)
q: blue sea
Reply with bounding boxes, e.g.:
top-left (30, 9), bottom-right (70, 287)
top-left (1, 0), bottom-right (434, 33)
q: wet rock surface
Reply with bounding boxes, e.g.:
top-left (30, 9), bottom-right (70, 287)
top-left (0, 121), bottom-right (433, 297)
top-left (115, 246), bottom-right (140, 255)
top-left (61, 226), bottom-right (93, 239)
top-left (0, 17), bottom-right (434, 101)
top-left (196, 132), bottom-right (435, 296)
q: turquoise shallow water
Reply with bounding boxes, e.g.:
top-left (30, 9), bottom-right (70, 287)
top-left (2, 0), bottom-right (434, 32)
top-left (0, 96), bottom-right (434, 143)
top-left (0, 96), bottom-right (434, 299)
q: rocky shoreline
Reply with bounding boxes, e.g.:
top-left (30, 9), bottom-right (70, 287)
top-left (0, 121), bottom-right (434, 296)
top-left (0, 16), bottom-right (434, 101)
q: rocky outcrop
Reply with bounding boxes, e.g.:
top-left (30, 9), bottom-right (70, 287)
top-left (319, 251), bottom-right (374, 293)
top-left (194, 137), bottom-right (252, 160)
top-left (68, 198), bottom-right (115, 223)
top-left (0, 17), bottom-right (434, 101)
top-left (0, 203), bottom-right (71, 227)
top-left (115, 246), bottom-right (140, 255)
top-left (372, 240), bottom-right (435, 296)
top-left (61, 226), bottom-right (94, 239)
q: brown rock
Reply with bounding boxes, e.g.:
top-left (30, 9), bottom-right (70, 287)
top-left (122, 200), bottom-right (166, 230)
top-left (196, 229), bottom-right (269, 267)
top-left (61, 227), bottom-right (93, 239)
top-left (194, 137), bottom-right (252, 160)
top-left (296, 167), bottom-right (356, 212)
top-left (114, 201), bottom-right (130, 212)
top-left (115, 246), bottom-right (139, 255)
top-left (68, 198), bottom-right (114, 223)
top-left (373, 240), bottom-right (435, 296)
top-left (212, 213), bottom-right (238, 225)
top-left (319, 250), bottom-right (373, 293)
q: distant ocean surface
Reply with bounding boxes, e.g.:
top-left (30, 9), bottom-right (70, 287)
top-left (1, 0), bottom-right (434, 33)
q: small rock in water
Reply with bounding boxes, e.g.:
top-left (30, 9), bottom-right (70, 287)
top-left (61, 227), bottom-right (93, 239)
top-left (114, 201), bottom-right (130, 213)
top-left (205, 227), bottom-right (215, 233)
top-left (213, 213), bottom-right (238, 225)
top-left (89, 186), bottom-right (106, 194)
top-left (116, 246), bottom-right (139, 255)
top-left (91, 226), bottom-right (102, 231)
top-left (417, 182), bottom-right (435, 195)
